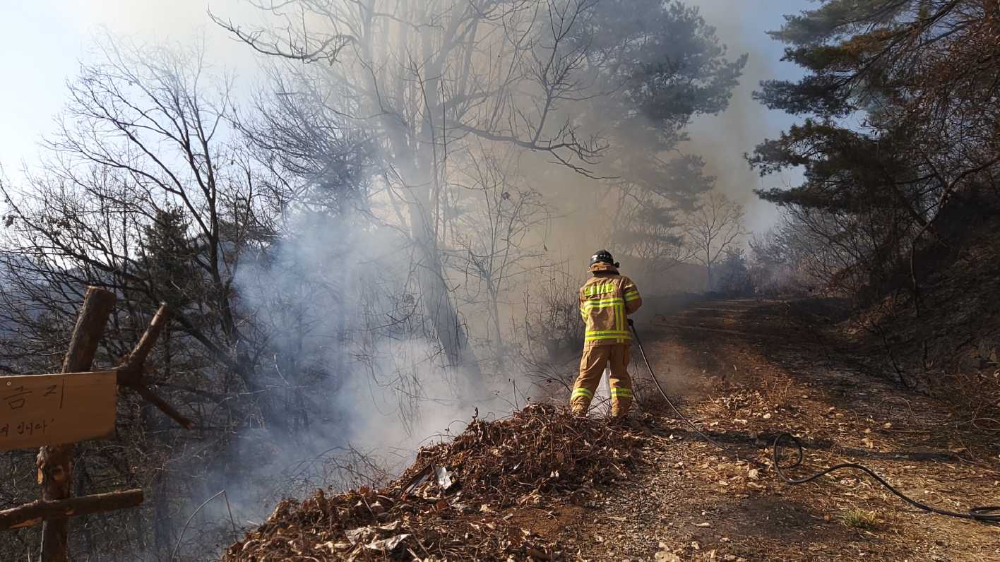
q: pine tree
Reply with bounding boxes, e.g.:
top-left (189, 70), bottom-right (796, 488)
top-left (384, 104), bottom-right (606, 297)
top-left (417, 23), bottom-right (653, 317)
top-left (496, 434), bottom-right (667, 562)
top-left (749, 0), bottom-right (1000, 292)
top-left (143, 208), bottom-right (199, 311)
top-left (751, 0), bottom-right (999, 208)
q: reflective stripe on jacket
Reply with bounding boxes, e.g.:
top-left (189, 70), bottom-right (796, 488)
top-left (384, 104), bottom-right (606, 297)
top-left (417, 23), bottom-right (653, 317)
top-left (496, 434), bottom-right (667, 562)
top-left (579, 262), bottom-right (642, 347)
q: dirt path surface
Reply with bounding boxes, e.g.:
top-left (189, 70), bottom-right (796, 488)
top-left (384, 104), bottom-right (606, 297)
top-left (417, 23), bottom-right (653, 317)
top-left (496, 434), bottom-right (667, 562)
top-left (516, 299), bottom-right (1000, 561)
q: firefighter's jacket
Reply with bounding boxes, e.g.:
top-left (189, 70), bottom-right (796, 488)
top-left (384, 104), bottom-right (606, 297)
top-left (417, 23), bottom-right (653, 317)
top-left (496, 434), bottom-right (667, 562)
top-left (579, 262), bottom-right (642, 347)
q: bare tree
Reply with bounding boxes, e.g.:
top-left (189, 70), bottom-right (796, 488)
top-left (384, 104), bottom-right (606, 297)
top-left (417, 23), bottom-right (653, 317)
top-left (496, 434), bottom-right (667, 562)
top-left (451, 145), bottom-right (549, 352)
top-left (605, 178), bottom-right (694, 286)
top-left (684, 192), bottom-right (747, 291)
top-left (1, 2), bottom-right (750, 558)
top-left (213, 0), bottom-right (613, 383)
top-left (0, 36), bottom-right (310, 560)
top-left (213, 0), bottom-right (746, 384)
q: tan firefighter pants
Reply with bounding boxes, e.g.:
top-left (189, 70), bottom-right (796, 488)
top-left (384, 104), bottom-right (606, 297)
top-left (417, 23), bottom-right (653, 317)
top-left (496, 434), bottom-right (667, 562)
top-left (570, 344), bottom-right (632, 418)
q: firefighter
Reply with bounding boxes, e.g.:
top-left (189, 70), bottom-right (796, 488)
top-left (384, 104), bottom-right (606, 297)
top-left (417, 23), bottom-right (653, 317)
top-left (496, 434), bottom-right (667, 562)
top-left (571, 250), bottom-right (643, 418)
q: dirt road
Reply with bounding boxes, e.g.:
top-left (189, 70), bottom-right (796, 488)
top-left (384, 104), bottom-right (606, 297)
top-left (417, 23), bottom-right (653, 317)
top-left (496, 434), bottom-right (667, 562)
top-left (520, 298), bottom-right (1000, 561)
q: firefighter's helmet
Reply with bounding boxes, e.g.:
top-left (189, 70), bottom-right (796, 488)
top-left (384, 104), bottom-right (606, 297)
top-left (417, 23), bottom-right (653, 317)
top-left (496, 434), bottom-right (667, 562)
top-left (590, 249), bottom-right (615, 266)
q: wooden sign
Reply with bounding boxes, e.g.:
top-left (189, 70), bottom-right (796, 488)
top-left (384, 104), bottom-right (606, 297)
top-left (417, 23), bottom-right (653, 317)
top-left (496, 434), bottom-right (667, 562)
top-left (0, 372), bottom-right (117, 452)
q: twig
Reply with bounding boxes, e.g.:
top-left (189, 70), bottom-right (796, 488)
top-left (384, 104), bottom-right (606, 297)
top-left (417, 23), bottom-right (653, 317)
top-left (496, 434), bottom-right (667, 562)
top-left (223, 490), bottom-right (238, 542)
top-left (171, 490), bottom-right (228, 561)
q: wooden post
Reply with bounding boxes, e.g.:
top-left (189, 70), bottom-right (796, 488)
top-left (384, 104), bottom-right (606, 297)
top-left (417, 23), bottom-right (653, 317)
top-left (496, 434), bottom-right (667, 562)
top-left (37, 287), bottom-right (116, 562)
top-left (0, 490), bottom-right (144, 531)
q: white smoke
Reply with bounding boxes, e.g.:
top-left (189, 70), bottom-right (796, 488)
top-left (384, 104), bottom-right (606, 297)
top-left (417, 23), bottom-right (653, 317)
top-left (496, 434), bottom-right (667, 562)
top-left (219, 207), bottom-right (523, 526)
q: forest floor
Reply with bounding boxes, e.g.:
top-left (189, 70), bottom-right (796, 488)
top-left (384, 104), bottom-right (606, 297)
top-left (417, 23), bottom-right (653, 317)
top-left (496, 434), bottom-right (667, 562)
top-left (227, 298), bottom-right (1000, 561)
top-left (528, 298), bottom-right (1000, 561)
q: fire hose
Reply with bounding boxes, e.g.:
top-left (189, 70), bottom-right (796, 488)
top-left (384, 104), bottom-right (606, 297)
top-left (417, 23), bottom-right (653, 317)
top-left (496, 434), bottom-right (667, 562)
top-left (771, 433), bottom-right (1000, 522)
top-left (629, 321), bottom-right (726, 452)
top-left (629, 321), bottom-right (1000, 523)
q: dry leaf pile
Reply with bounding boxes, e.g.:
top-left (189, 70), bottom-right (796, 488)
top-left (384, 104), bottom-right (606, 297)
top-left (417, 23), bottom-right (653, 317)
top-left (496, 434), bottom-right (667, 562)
top-left (225, 404), bottom-right (643, 561)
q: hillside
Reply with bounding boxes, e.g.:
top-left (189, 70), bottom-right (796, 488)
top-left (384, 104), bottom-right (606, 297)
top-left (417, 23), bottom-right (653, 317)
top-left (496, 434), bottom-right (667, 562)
top-left (225, 299), bottom-right (1000, 561)
top-left (845, 194), bottom-right (1000, 416)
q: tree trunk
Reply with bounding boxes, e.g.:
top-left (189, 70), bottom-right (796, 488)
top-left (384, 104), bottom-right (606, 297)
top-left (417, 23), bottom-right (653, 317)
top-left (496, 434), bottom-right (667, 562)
top-left (411, 47), bottom-right (483, 388)
top-left (37, 287), bottom-right (117, 562)
top-left (154, 326), bottom-right (172, 556)
top-left (489, 290), bottom-right (504, 351)
top-left (362, 12), bottom-right (483, 394)
top-left (409, 189), bottom-right (483, 388)
top-left (72, 456), bottom-right (94, 553)
top-left (153, 469), bottom-right (171, 556)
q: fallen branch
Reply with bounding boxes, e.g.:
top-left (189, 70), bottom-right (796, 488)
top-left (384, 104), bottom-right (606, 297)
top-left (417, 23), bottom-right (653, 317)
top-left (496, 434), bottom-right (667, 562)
top-left (115, 304), bottom-right (194, 429)
top-left (132, 384), bottom-right (195, 430)
top-left (117, 303), bottom-right (169, 385)
top-left (172, 490), bottom-right (233, 560)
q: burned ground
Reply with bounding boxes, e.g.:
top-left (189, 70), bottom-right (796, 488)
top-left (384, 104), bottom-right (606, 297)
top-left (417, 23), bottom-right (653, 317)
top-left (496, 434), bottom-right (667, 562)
top-left (226, 299), bottom-right (1000, 561)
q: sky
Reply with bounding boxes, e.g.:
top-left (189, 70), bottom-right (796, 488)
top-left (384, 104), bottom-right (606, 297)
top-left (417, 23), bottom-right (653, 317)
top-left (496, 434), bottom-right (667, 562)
top-left (686, 0), bottom-right (809, 233)
top-left (0, 0), bottom-right (809, 233)
top-left (0, 0), bottom-right (261, 178)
